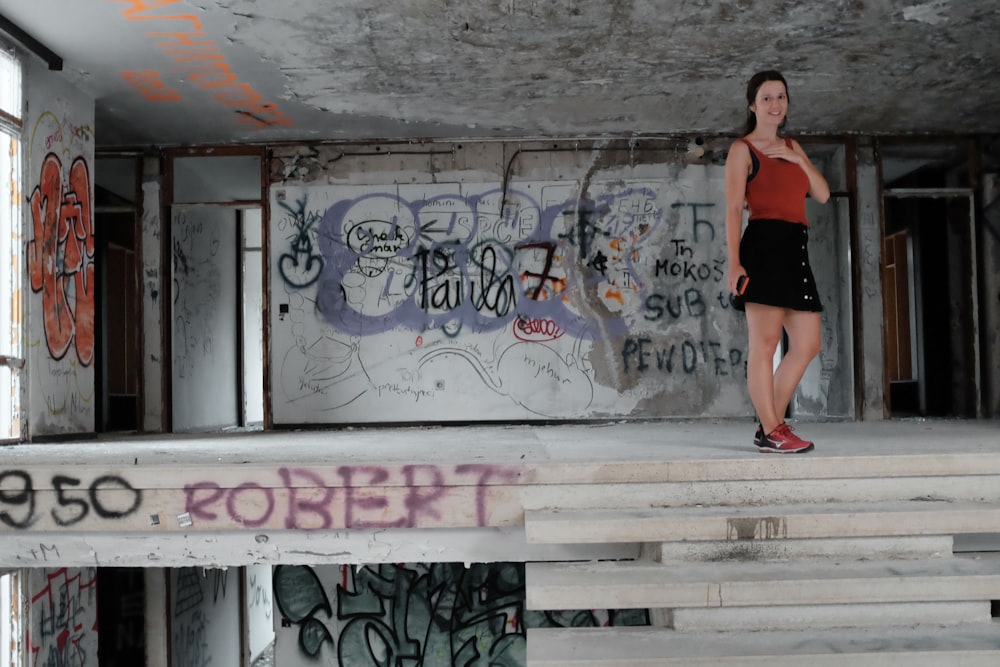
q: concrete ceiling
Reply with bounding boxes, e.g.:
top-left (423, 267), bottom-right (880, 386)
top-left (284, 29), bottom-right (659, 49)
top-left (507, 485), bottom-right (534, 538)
top-left (2, 0), bottom-right (999, 148)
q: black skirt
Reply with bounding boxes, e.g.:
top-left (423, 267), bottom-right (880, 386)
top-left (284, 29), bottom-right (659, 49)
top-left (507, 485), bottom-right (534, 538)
top-left (735, 219), bottom-right (822, 312)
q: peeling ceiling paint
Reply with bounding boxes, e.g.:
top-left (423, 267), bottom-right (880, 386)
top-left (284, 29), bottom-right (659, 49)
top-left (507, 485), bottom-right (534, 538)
top-left (2, 0), bottom-right (999, 146)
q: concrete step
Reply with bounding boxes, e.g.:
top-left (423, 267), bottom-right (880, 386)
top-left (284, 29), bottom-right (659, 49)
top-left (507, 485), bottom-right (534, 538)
top-left (647, 535), bottom-right (953, 562)
top-left (526, 623), bottom-right (1000, 666)
top-left (525, 555), bottom-right (1000, 611)
top-left (663, 601), bottom-right (991, 632)
top-left (524, 500), bottom-right (1000, 544)
top-left (519, 448), bottom-right (1000, 486)
top-left (520, 476), bottom-right (1000, 510)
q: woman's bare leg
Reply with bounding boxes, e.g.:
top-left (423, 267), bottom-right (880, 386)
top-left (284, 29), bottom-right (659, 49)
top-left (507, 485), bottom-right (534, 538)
top-left (744, 303), bottom-right (786, 434)
top-left (773, 310), bottom-right (822, 419)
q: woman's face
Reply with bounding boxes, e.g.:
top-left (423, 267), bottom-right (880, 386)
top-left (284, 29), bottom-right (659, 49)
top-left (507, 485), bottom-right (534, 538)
top-left (750, 80), bottom-right (788, 128)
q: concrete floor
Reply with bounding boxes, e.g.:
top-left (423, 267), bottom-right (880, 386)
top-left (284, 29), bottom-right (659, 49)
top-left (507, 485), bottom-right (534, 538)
top-left (5, 418), bottom-right (999, 468)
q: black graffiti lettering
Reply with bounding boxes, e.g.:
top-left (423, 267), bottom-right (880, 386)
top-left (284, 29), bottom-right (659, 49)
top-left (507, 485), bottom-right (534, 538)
top-left (731, 348), bottom-right (745, 374)
top-left (1, 472), bottom-right (141, 528)
top-left (0, 470), bottom-right (36, 529)
top-left (643, 289), bottom-right (706, 321)
top-left (415, 246), bottom-right (462, 311)
top-left (621, 337), bottom-right (652, 372)
top-left (656, 346), bottom-right (675, 373)
top-left (52, 475), bottom-right (89, 527)
top-left (626, 339), bottom-right (746, 376)
top-left (30, 543), bottom-right (59, 561)
top-left (644, 294), bottom-right (664, 321)
top-left (708, 341), bottom-right (729, 375)
top-left (685, 289), bottom-right (706, 317)
top-left (717, 290), bottom-right (737, 309)
top-left (670, 239), bottom-right (693, 258)
top-left (276, 196), bottom-right (324, 289)
top-left (89, 476), bottom-right (142, 519)
top-left (516, 242), bottom-right (561, 301)
top-left (617, 196), bottom-right (656, 215)
top-left (671, 202), bottom-right (716, 242)
top-left (655, 259), bottom-right (716, 283)
top-left (682, 341), bottom-right (698, 373)
top-left (588, 250), bottom-right (609, 275)
top-left (664, 294), bottom-right (683, 319)
top-left (559, 202), bottom-right (609, 259)
top-left (470, 244), bottom-right (517, 317)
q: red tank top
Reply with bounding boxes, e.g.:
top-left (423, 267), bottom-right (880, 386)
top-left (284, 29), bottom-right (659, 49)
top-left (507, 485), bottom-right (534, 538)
top-left (742, 138), bottom-right (810, 225)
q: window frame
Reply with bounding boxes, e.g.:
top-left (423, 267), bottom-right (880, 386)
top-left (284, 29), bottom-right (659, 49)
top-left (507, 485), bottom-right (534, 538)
top-left (0, 43), bottom-right (24, 443)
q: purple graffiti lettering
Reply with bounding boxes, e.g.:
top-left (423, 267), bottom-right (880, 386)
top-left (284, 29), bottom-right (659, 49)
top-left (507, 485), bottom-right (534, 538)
top-left (184, 482), bottom-right (225, 520)
top-left (455, 464), bottom-right (521, 527)
top-left (177, 464), bottom-right (522, 530)
top-left (280, 467), bottom-right (335, 529)
top-left (226, 482), bottom-right (274, 527)
top-left (400, 465), bottom-right (446, 526)
top-left (337, 466), bottom-right (401, 529)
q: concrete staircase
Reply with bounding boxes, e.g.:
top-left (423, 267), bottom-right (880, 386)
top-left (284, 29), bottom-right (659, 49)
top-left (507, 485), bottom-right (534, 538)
top-left (523, 446), bottom-right (1000, 666)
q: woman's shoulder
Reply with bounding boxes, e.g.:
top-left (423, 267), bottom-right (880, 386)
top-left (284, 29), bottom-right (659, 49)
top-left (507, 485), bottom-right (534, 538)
top-left (727, 138), bottom-right (752, 157)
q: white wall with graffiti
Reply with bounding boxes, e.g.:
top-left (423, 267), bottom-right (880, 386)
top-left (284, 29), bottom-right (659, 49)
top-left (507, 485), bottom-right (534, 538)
top-left (269, 157), bottom-right (758, 424)
top-left (27, 568), bottom-right (98, 667)
top-left (272, 562), bottom-right (647, 667)
top-left (269, 144), bottom-right (852, 425)
top-left (170, 566), bottom-right (241, 667)
top-left (25, 61), bottom-right (96, 436)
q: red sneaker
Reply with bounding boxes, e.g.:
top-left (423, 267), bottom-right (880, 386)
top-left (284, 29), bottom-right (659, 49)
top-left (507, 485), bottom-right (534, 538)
top-left (756, 423), bottom-right (814, 454)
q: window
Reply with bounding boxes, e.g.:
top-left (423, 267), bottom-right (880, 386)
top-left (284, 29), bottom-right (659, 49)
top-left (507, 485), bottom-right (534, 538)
top-left (0, 47), bottom-right (21, 125)
top-left (0, 572), bottom-right (22, 667)
top-left (0, 46), bottom-right (22, 441)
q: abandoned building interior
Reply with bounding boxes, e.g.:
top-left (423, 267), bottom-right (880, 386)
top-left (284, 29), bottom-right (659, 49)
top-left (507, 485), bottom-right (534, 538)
top-left (1, 1), bottom-right (1000, 665)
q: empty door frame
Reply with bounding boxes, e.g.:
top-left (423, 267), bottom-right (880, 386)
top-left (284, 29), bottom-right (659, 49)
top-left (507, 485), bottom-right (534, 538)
top-left (882, 187), bottom-right (980, 417)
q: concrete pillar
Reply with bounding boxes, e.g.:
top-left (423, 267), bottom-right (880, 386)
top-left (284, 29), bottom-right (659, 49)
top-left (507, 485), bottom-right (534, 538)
top-left (141, 157), bottom-right (166, 432)
top-left (144, 568), bottom-right (169, 667)
top-left (856, 141), bottom-right (886, 420)
top-left (981, 173), bottom-right (1000, 417)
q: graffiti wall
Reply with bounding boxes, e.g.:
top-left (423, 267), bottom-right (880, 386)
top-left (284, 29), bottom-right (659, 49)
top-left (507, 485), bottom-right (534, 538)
top-left (25, 61), bottom-right (96, 436)
top-left (27, 568), bottom-right (98, 667)
top-left (270, 142), bottom-right (853, 425)
top-left (270, 153), bottom-right (758, 424)
top-left (272, 563), bottom-right (647, 667)
top-left (170, 567), bottom-right (241, 667)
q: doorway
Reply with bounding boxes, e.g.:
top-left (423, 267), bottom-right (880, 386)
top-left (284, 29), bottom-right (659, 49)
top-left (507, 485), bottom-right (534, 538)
top-left (882, 191), bottom-right (979, 417)
top-left (95, 156), bottom-right (142, 432)
top-left (167, 151), bottom-right (264, 432)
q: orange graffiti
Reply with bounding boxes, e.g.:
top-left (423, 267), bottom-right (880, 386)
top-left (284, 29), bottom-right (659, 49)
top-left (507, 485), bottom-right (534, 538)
top-left (109, 0), bottom-right (294, 130)
top-left (27, 154), bottom-right (95, 365)
top-left (604, 288), bottom-right (625, 305)
top-left (122, 69), bottom-right (182, 101)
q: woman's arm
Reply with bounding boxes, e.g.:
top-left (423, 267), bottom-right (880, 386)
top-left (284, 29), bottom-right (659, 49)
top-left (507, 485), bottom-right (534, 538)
top-left (724, 140), bottom-right (751, 293)
top-left (759, 139), bottom-right (831, 203)
top-left (791, 140), bottom-right (830, 203)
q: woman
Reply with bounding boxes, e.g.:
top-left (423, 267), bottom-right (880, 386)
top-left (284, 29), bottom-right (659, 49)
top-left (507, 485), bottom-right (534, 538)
top-left (724, 70), bottom-right (830, 453)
